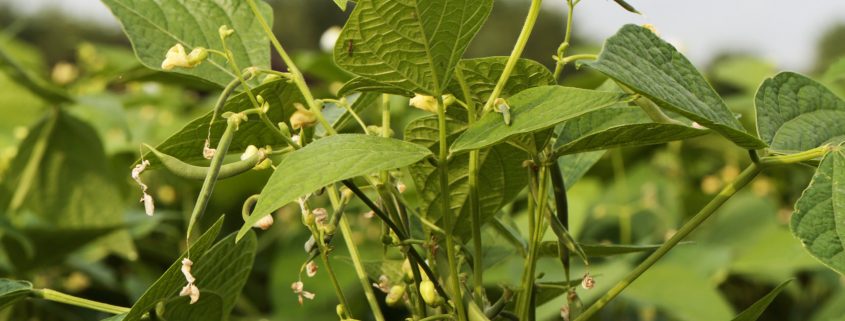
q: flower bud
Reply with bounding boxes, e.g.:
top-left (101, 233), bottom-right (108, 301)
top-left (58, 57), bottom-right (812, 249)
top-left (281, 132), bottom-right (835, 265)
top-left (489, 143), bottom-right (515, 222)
top-left (493, 98), bottom-right (511, 125)
top-left (253, 214), bottom-right (274, 230)
top-left (409, 94), bottom-right (438, 113)
top-left (442, 94), bottom-right (456, 107)
top-left (306, 261), bottom-right (318, 277)
top-left (254, 158), bottom-right (273, 170)
top-left (385, 285), bottom-right (406, 306)
top-left (290, 103), bottom-right (317, 129)
top-left (241, 145), bottom-right (259, 161)
top-left (186, 47), bottom-right (208, 65)
top-left (219, 25), bottom-right (235, 39)
top-left (336, 304), bottom-right (345, 319)
top-left (51, 62), bottom-right (78, 85)
top-left (420, 280), bottom-right (441, 307)
top-left (161, 44), bottom-right (206, 70)
top-left (319, 223), bottom-right (336, 236)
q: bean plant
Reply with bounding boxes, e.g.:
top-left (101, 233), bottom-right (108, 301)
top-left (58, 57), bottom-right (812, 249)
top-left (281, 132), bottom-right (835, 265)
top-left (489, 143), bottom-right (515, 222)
top-left (1, 0), bottom-right (844, 320)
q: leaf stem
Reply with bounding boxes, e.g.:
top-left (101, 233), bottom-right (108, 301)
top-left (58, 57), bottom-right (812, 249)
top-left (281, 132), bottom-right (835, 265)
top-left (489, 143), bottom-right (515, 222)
top-left (759, 145), bottom-right (831, 167)
top-left (436, 95), bottom-right (468, 321)
top-left (633, 96), bottom-right (685, 126)
top-left (548, 163), bottom-right (571, 284)
top-left (516, 164), bottom-right (548, 319)
top-left (245, 0), bottom-right (335, 134)
top-left (553, 0), bottom-right (576, 80)
top-left (575, 163), bottom-right (762, 320)
top-left (481, 0), bottom-right (543, 113)
top-left (456, 68), bottom-right (485, 305)
top-left (32, 289), bottom-right (129, 315)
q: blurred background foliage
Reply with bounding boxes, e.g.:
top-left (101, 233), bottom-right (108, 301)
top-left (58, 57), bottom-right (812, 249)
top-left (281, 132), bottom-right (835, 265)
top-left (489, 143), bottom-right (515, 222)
top-left (1, 1), bottom-right (845, 321)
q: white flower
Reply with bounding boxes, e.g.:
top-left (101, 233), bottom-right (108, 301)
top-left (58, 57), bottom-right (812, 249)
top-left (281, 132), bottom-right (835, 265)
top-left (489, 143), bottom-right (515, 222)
top-left (292, 281), bottom-right (315, 305)
top-left (306, 261), bottom-right (318, 277)
top-left (181, 258), bottom-right (196, 284)
top-left (241, 145), bottom-right (259, 161)
top-left (203, 139), bottom-right (216, 160)
top-left (161, 44), bottom-right (207, 70)
top-left (179, 283), bottom-right (200, 304)
top-left (409, 94), bottom-right (438, 113)
top-left (320, 26), bottom-right (342, 52)
top-left (253, 214), bottom-right (274, 230)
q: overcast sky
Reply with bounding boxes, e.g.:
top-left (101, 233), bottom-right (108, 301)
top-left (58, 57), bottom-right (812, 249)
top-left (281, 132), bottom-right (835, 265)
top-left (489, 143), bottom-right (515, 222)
top-left (7, 0), bottom-right (845, 71)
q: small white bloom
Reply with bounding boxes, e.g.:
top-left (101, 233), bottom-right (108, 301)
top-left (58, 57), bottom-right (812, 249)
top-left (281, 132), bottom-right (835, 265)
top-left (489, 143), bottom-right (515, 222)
top-left (241, 145), bottom-right (259, 161)
top-left (320, 26), bottom-right (342, 52)
top-left (161, 44), bottom-right (206, 70)
top-left (292, 281), bottom-right (315, 305)
top-left (409, 94), bottom-right (438, 113)
top-left (181, 258), bottom-right (196, 284)
top-left (141, 193), bottom-right (155, 216)
top-left (306, 261), bottom-right (318, 277)
top-left (179, 283), bottom-right (200, 304)
top-left (203, 139), bottom-right (216, 160)
top-left (396, 182), bottom-right (406, 194)
top-left (253, 214), bottom-right (275, 230)
top-left (219, 25), bottom-right (235, 39)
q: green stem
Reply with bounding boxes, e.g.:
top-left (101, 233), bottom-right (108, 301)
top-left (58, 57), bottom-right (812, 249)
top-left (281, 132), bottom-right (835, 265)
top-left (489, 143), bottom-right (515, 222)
top-left (436, 95), bottom-right (467, 321)
top-left (418, 314), bottom-right (454, 321)
top-left (481, 0), bottom-right (543, 113)
top-left (575, 163), bottom-right (762, 320)
top-left (759, 145), bottom-right (831, 166)
top-left (548, 163), bottom-right (571, 285)
top-left (245, 0), bottom-right (334, 134)
top-left (633, 96), bottom-right (685, 126)
top-left (318, 245), bottom-right (351, 315)
top-left (456, 68), bottom-right (485, 305)
top-left (332, 190), bottom-right (386, 321)
top-left (516, 165), bottom-right (548, 320)
top-left (553, 0), bottom-right (575, 80)
top-left (186, 117), bottom-right (238, 246)
top-left (33, 289), bottom-right (129, 315)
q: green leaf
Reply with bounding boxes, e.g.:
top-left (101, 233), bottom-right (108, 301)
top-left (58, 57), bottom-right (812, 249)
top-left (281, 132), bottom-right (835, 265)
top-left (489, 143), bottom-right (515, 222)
top-left (586, 24), bottom-right (765, 149)
top-left (755, 72), bottom-right (845, 154)
top-left (1, 111), bottom-right (134, 260)
top-left (405, 116), bottom-right (528, 238)
top-left (0, 279), bottom-right (32, 311)
top-left (711, 56), bottom-right (776, 92)
top-left (611, 0), bottom-right (641, 14)
top-left (790, 149), bottom-right (845, 275)
top-left (0, 44), bottom-right (73, 104)
top-left (554, 107), bottom-right (708, 155)
top-left (240, 134), bottom-right (433, 240)
top-left (143, 79), bottom-right (304, 167)
top-left (101, 0), bottom-right (272, 87)
top-left (446, 57), bottom-right (555, 103)
top-left (161, 292), bottom-right (224, 321)
top-left (333, 0), bottom-right (493, 95)
top-left (450, 86), bottom-right (634, 153)
top-left (333, 0), bottom-right (348, 11)
top-left (123, 216), bottom-right (225, 321)
top-left (731, 279), bottom-right (792, 321)
top-left (557, 151), bottom-right (604, 189)
top-left (337, 77), bottom-right (414, 97)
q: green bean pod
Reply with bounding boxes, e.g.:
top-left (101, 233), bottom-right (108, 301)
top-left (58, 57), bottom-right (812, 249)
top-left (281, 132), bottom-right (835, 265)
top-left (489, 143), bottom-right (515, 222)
top-left (143, 144), bottom-right (265, 180)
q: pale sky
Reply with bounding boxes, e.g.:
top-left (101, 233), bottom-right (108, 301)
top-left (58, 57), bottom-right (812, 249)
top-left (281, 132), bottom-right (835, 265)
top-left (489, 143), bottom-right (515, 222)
top-left (7, 0), bottom-right (845, 71)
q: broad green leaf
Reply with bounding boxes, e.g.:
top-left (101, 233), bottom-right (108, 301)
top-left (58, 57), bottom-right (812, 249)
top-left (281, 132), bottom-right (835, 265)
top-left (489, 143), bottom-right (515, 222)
top-left (711, 56), bottom-right (776, 92)
top-left (446, 57), bottom-right (555, 104)
top-left (557, 151), bottom-right (604, 189)
top-left (586, 24), bottom-right (765, 149)
top-left (790, 149), bottom-right (845, 275)
top-left (161, 292), bottom-right (224, 321)
top-left (189, 232), bottom-right (256, 316)
top-left (0, 279), bottom-right (32, 311)
top-left (240, 134), bottom-right (433, 240)
top-left (0, 45), bottom-right (73, 104)
top-left (143, 79), bottom-right (304, 166)
top-left (451, 86), bottom-right (634, 152)
top-left (405, 116), bottom-right (528, 238)
top-left (0, 111), bottom-right (134, 260)
top-left (101, 0), bottom-right (272, 86)
top-left (554, 107), bottom-right (708, 155)
top-left (337, 77), bottom-right (414, 97)
top-left (123, 216), bottom-right (225, 321)
top-left (333, 0), bottom-right (493, 95)
top-left (755, 72), bottom-right (845, 153)
top-left (538, 242), bottom-right (672, 258)
top-left (731, 279), bottom-right (791, 321)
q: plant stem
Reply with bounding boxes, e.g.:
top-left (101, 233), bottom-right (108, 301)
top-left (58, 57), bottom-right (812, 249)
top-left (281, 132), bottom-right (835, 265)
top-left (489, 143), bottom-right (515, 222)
top-left (575, 163), bottom-right (762, 320)
top-left (759, 145), bottom-right (831, 166)
top-left (456, 68), bottom-right (485, 305)
top-left (553, 0), bottom-right (575, 80)
top-left (186, 118), bottom-right (237, 246)
top-left (33, 289), bottom-right (129, 315)
top-left (549, 163), bottom-right (571, 283)
top-left (318, 245), bottom-right (351, 315)
top-left (633, 96), bottom-right (685, 126)
top-left (481, 0), bottom-right (543, 113)
top-left (245, 0), bottom-right (334, 134)
top-left (331, 188), bottom-right (386, 321)
top-left (436, 95), bottom-right (468, 321)
top-left (516, 164), bottom-right (548, 320)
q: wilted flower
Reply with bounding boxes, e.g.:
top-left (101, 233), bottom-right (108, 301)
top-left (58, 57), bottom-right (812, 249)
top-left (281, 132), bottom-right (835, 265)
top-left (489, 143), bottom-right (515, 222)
top-left (363, 211), bottom-right (375, 219)
top-left (313, 208), bottom-right (328, 226)
top-left (581, 272), bottom-right (595, 290)
top-left (372, 275), bottom-right (390, 293)
top-left (292, 281), bottom-right (315, 305)
top-left (132, 160), bottom-right (155, 216)
top-left (181, 258), bottom-right (196, 283)
top-left (396, 182), bottom-right (407, 194)
top-left (203, 139), bottom-right (216, 160)
top-left (253, 214), bottom-right (275, 230)
top-left (306, 261), bottom-right (318, 277)
top-left (290, 103), bottom-right (318, 130)
top-left (179, 283), bottom-right (200, 304)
